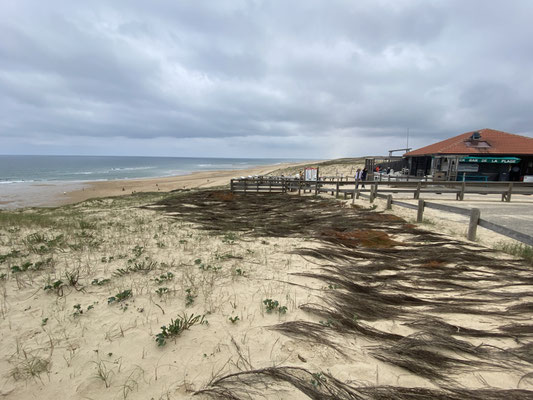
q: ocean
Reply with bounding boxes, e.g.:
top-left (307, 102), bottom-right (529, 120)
top-left (0, 155), bottom-right (304, 184)
top-left (0, 155), bottom-right (308, 209)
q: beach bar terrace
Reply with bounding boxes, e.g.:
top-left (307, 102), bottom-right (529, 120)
top-left (403, 128), bottom-right (533, 181)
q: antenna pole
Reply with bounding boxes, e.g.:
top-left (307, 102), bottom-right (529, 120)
top-left (406, 128), bottom-right (410, 149)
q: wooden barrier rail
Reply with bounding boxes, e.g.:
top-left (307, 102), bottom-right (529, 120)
top-left (361, 192), bottom-right (533, 246)
top-left (231, 178), bottom-right (533, 202)
top-left (230, 177), bottom-right (533, 246)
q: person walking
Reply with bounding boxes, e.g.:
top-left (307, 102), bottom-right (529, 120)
top-left (361, 168), bottom-right (368, 188)
top-left (355, 168), bottom-right (362, 189)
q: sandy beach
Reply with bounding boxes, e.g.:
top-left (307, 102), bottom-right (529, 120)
top-left (0, 158), bottom-right (365, 210)
top-left (0, 159), bottom-right (532, 400)
top-left (0, 161), bottom-right (316, 210)
top-left (64, 162), bottom-right (311, 206)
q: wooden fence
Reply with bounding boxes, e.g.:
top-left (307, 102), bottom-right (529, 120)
top-left (358, 191), bottom-right (533, 246)
top-left (231, 178), bottom-right (533, 202)
top-left (230, 177), bottom-right (533, 246)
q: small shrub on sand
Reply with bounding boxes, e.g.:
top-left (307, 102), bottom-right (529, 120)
top-left (91, 278), bottom-right (111, 286)
top-left (185, 288), bottom-right (196, 306)
top-left (92, 359), bottom-right (114, 388)
top-left (79, 220), bottom-right (97, 230)
top-left (43, 280), bottom-right (66, 296)
top-left (155, 314), bottom-right (207, 346)
top-left (155, 287), bottom-right (169, 297)
top-left (9, 355), bottom-right (50, 381)
top-left (495, 242), bottom-right (533, 265)
top-left (108, 289), bottom-right (132, 304)
top-left (72, 303), bottom-right (94, 317)
top-left (263, 299), bottom-right (288, 314)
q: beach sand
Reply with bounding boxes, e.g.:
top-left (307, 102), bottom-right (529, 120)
top-left (64, 159), bottom-right (365, 208)
top-left (0, 160), bottom-right (532, 399)
top-left (0, 161), bottom-right (314, 210)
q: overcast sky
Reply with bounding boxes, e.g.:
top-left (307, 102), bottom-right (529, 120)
top-left (1, 1), bottom-right (532, 158)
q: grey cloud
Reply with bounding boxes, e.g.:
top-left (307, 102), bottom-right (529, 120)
top-left (0, 0), bottom-right (532, 157)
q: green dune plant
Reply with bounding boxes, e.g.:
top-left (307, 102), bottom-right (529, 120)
top-left (155, 313), bottom-right (207, 346)
top-left (263, 299), bottom-right (288, 314)
top-left (108, 289), bottom-right (133, 304)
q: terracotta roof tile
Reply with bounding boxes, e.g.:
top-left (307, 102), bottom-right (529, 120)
top-left (404, 129), bottom-right (533, 156)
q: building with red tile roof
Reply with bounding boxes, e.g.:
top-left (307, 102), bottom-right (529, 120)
top-left (404, 129), bottom-right (533, 181)
top-left (404, 128), bottom-right (533, 157)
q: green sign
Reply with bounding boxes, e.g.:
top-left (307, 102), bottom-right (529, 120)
top-left (459, 156), bottom-right (520, 164)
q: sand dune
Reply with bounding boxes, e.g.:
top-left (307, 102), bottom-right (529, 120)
top-left (0, 161), bottom-right (532, 399)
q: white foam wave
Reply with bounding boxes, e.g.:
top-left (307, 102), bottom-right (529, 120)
top-left (0, 180), bottom-right (35, 184)
top-left (110, 166), bottom-right (155, 171)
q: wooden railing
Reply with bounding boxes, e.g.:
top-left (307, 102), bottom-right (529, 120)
top-left (229, 177), bottom-right (533, 246)
top-left (230, 177), bottom-right (533, 202)
top-left (360, 192), bottom-right (533, 246)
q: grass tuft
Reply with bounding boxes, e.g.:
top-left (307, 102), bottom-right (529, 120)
top-left (495, 242), bottom-right (533, 265)
top-left (155, 313), bottom-right (207, 346)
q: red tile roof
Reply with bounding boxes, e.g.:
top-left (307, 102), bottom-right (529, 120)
top-left (404, 128), bottom-right (533, 157)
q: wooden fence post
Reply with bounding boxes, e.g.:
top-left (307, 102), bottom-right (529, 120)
top-left (230, 179), bottom-right (234, 193)
top-left (243, 179), bottom-right (247, 194)
top-left (414, 182), bottom-right (421, 199)
top-left (298, 179), bottom-right (302, 196)
top-left (467, 208), bottom-right (481, 241)
top-left (335, 181), bottom-right (340, 197)
top-left (386, 195), bottom-right (393, 210)
top-left (417, 199), bottom-right (425, 222)
top-left (502, 182), bottom-right (513, 202)
top-left (457, 182), bottom-right (465, 201)
top-left (314, 180), bottom-right (319, 196)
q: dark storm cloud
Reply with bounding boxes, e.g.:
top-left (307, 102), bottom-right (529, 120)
top-left (1, 0), bottom-right (532, 157)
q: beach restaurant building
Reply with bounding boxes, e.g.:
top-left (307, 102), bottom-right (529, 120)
top-left (403, 128), bottom-right (533, 181)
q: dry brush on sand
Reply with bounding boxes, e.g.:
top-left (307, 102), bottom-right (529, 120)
top-left (153, 191), bottom-right (533, 399)
top-left (0, 190), bottom-right (532, 399)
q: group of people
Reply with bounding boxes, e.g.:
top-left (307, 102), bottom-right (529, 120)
top-left (355, 167), bottom-right (368, 188)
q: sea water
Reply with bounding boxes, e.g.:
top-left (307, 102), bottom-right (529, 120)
top-left (0, 155), bottom-right (307, 209)
top-left (0, 155), bottom-right (303, 184)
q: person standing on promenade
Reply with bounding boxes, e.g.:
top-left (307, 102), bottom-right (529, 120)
top-left (361, 168), bottom-right (368, 188)
top-left (355, 168), bottom-right (362, 189)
